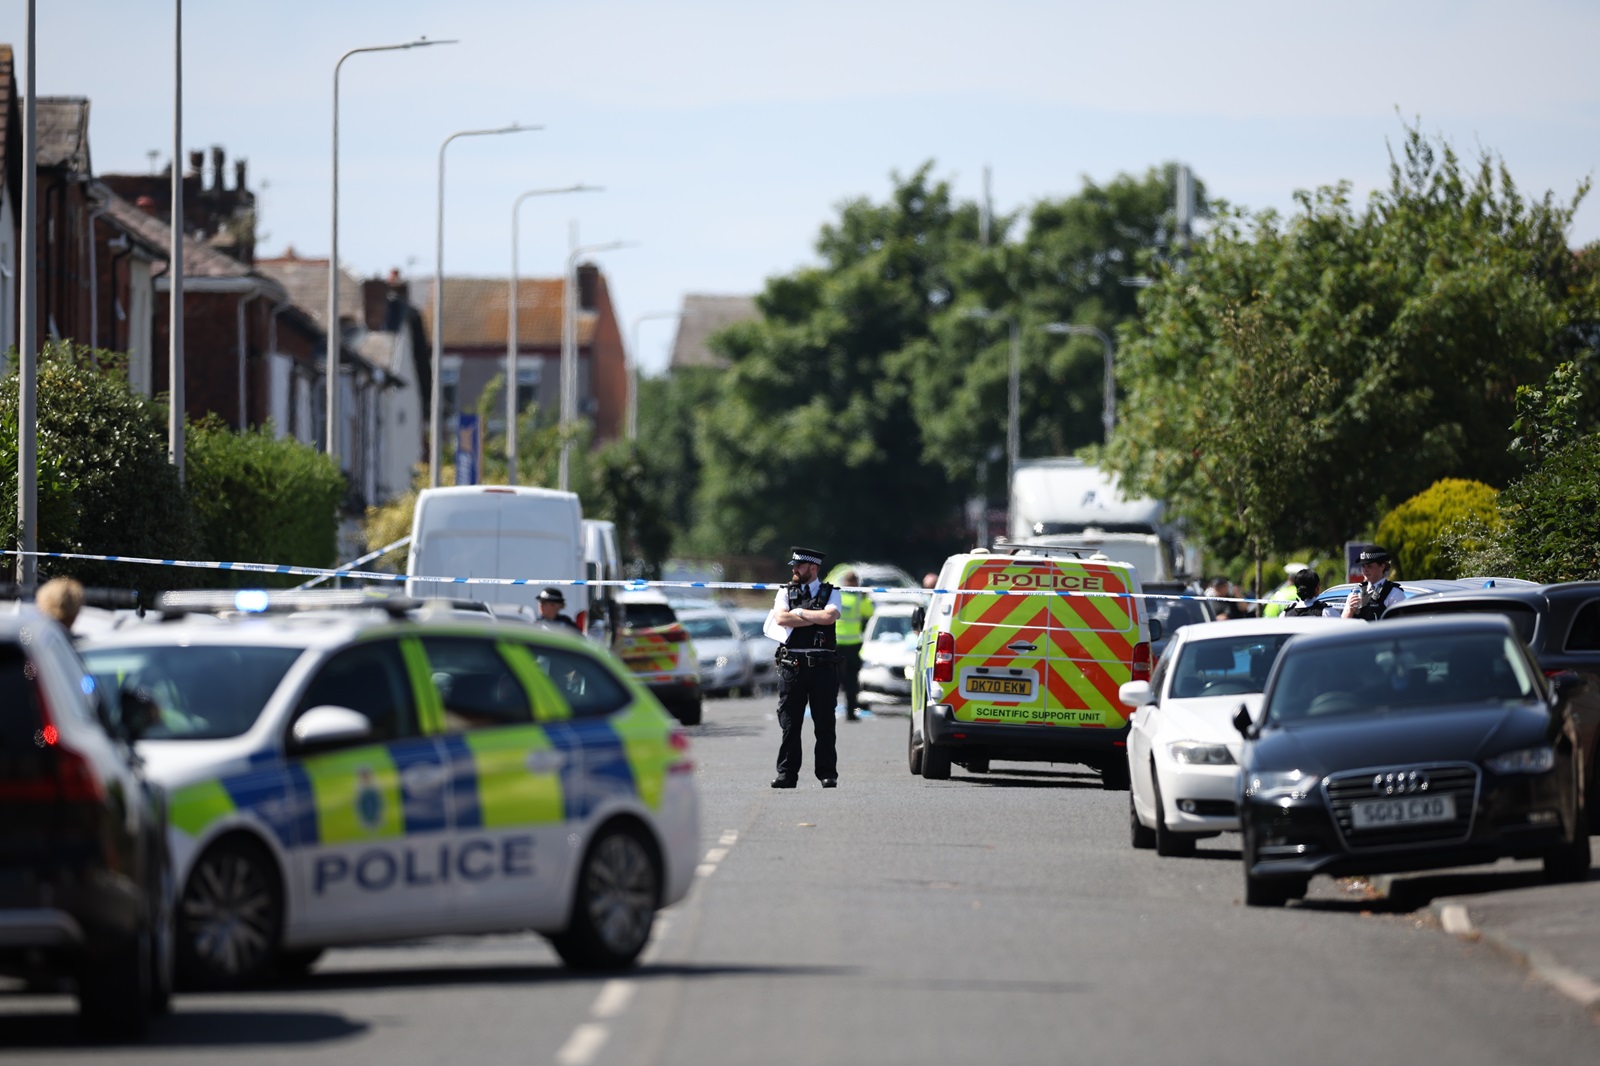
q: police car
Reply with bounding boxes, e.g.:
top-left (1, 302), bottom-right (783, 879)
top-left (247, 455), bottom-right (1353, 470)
top-left (77, 590), bottom-right (699, 987)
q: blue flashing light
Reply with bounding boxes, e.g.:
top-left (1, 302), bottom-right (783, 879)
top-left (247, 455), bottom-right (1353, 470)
top-left (81, 675), bottom-right (96, 696)
top-left (235, 589), bottom-right (271, 613)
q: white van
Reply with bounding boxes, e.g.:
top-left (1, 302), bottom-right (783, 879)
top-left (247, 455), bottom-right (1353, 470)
top-left (583, 518), bottom-right (622, 646)
top-left (406, 486), bottom-right (588, 627)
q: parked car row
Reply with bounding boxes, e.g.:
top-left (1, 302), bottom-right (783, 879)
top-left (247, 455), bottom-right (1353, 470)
top-left (1117, 579), bottom-right (1599, 907)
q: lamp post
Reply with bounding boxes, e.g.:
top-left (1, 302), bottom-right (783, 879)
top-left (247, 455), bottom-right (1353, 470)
top-left (559, 239), bottom-right (633, 491)
top-left (627, 310), bottom-right (692, 441)
top-left (507, 183), bottom-right (602, 484)
top-left (16, 0), bottom-right (36, 582)
top-left (1044, 322), bottom-right (1116, 443)
top-left (330, 37), bottom-right (455, 465)
top-left (963, 308), bottom-right (1020, 489)
top-left (429, 123), bottom-right (540, 488)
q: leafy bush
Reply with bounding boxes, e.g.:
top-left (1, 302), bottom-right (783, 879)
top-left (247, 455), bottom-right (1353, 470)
top-left (0, 343), bottom-right (200, 592)
top-left (1376, 479), bottom-right (1501, 579)
top-left (186, 417), bottom-right (344, 588)
top-left (1494, 432), bottom-right (1600, 581)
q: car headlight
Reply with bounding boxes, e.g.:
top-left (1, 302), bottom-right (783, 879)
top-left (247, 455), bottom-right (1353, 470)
top-left (1168, 741), bottom-right (1235, 765)
top-left (1485, 745), bottom-right (1555, 774)
top-left (1246, 769), bottom-right (1319, 800)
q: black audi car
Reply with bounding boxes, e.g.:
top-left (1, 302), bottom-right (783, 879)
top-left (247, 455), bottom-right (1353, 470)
top-left (1233, 615), bottom-right (1590, 907)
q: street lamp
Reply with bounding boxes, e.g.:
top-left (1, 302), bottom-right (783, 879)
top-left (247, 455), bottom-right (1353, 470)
top-left (559, 240), bottom-right (633, 491)
top-left (962, 308), bottom-right (1020, 489)
top-left (429, 123), bottom-right (540, 488)
top-left (1044, 322), bottom-right (1116, 443)
top-left (627, 310), bottom-right (694, 441)
top-left (507, 183), bottom-right (602, 484)
top-left (329, 36), bottom-right (456, 465)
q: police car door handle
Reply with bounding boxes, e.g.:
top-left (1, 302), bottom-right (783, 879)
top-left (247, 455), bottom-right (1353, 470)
top-left (525, 750), bottom-right (568, 773)
top-left (400, 764), bottom-right (449, 793)
top-left (1006, 641), bottom-right (1037, 653)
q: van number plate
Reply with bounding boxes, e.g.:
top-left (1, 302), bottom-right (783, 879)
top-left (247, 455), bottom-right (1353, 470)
top-left (963, 675), bottom-right (1034, 699)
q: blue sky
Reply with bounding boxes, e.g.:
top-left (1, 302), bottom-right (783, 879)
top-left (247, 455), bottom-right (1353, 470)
top-left (9, 0), bottom-right (1599, 374)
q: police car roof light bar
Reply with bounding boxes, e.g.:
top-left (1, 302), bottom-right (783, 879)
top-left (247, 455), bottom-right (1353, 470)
top-left (155, 588), bottom-right (396, 617)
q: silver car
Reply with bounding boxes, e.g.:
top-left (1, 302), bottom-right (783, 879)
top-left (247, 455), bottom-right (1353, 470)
top-left (858, 601), bottom-right (920, 701)
top-left (679, 608), bottom-right (757, 697)
top-left (731, 607), bottom-right (781, 695)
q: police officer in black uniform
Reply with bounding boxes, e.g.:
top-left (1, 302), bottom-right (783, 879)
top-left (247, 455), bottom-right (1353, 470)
top-left (1342, 547), bottom-right (1405, 620)
top-left (536, 587), bottom-right (581, 631)
top-left (763, 546), bottom-right (843, 789)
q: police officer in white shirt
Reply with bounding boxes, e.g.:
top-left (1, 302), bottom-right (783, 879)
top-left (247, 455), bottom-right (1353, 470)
top-left (764, 546), bottom-right (843, 788)
top-left (1341, 546), bottom-right (1405, 620)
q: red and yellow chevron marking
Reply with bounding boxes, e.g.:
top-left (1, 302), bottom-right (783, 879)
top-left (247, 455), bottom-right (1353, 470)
top-left (945, 558), bottom-right (1140, 728)
top-left (618, 626), bottom-right (682, 675)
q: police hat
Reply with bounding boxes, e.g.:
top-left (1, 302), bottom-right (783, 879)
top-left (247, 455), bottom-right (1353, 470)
top-left (787, 546), bottom-right (825, 567)
top-left (1358, 547), bottom-right (1391, 565)
top-left (536, 587), bottom-right (566, 605)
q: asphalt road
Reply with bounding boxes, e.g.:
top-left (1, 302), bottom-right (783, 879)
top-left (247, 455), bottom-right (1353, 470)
top-left (3, 695), bottom-right (1595, 1063)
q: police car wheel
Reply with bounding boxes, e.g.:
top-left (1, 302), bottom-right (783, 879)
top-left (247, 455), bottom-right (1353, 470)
top-left (906, 719), bottom-right (923, 775)
top-left (675, 697), bottom-right (703, 727)
top-left (177, 837), bottom-right (283, 988)
top-left (920, 740), bottom-right (951, 780)
top-left (1099, 760), bottom-right (1131, 792)
top-left (552, 824), bottom-right (660, 970)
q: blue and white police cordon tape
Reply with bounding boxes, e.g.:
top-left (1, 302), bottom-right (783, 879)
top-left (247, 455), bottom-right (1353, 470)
top-left (0, 548), bottom-right (1274, 606)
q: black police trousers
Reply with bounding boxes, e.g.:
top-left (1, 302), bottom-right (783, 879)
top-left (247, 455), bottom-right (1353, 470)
top-left (774, 657), bottom-right (838, 782)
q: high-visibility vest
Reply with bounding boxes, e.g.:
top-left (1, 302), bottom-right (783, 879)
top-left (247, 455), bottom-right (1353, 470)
top-left (1262, 582), bottom-right (1298, 618)
top-left (836, 591), bottom-right (873, 645)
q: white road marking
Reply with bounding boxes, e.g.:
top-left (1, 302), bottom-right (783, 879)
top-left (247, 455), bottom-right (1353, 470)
top-left (719, 830), bottom-right (739, 845)
top-left (1439, 903), bottom-right (1474, 936)
top-left (556, 1023), bottom-right (609, 1066)
top-left (695, 863), bottom-right (718, 878)
top-left (703, 847), bottom-right (729, 863)
top-left (592, 979), bottom-right (636, 1018)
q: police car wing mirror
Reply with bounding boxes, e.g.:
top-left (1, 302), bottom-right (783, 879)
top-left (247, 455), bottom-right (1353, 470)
top-left (911, 606), bottom-right (926, 631)
top-left (1232, 704), bottom-right (1256, 739)
top-left (292, 705), bottom-right (374, 748)
top-left (1147, 618), bottom-right (1164, 643)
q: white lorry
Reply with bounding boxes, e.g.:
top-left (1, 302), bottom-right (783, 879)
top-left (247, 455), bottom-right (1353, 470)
top-left (406, 486), bottom-right (589, 627)
top-left (1007, 458), bottom-right (1192, 582)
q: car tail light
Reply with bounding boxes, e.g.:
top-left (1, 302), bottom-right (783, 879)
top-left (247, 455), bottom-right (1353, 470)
top-left (0, 668), bottom-right (103, 804)
top-left (933, 631), bottom-right (954, 683)
top-left (1131, 642), bottom-right (1151, 682)
top-left (668, 730), bottom-right (695, 774)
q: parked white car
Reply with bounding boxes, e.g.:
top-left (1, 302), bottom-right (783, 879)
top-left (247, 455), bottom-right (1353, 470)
top-left (1118, 616), bottom-right (1362, 856)
top-left (858, 600), bottom-right (920, 702)
top-left (678, 607), bottom-right (756, 697)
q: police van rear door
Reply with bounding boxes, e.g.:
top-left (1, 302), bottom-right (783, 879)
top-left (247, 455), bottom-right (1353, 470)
top-left (1043, 560), bottom-right (1139, 729)
top-left (947, 558), bottom-right (1052, 726)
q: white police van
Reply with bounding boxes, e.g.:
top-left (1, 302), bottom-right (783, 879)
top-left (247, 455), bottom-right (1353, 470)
top-left (78, 590), bottom-right (699, 986)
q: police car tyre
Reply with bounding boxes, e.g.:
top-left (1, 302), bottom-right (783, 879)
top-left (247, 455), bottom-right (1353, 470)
top-left (149, 858), bottom-right (175, 1016)
top-left (1129, 789), bottom-right (1156, 850)
top-left (907, 719), bottom-right (923, 775)
top-left (1152, 772), bottom-right (1196, 857)
top-left (178, 836), bottom-right (283, 988)
top-left (1541, 806), bottom-right (1591, 884)
top-left (1100, 760), bottom-right (1131, 792)
top-left (673, 697), bottom-right (703, 727)
top-left (78, 924), bottom-right (153, 1038)
top-left (920, 739), bottom-right (951, 780)
top-left (551, 821), bottom-right (661, 971)
top-left (963, 755), bottom-right (990, 774)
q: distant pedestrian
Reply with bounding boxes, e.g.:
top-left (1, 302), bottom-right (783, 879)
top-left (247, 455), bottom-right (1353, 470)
top-left (1262, 563), bottom-right (1308, 618)
top-left (1281, 569), bottom-right (1331, 617)
top-left (763, 546), bottom-right (842, 788)
top-left (35, 577), bottom-right (84, 635)
top-left (834, 570), bottom-right (874, 721)
top-left (536, 587), bottom-right (581, 631)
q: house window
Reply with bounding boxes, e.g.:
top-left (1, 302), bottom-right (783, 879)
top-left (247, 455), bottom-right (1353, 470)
top-left (441, 356), bottom-right (462, 428)
top-left (515, 364), bottom-right (541, 417)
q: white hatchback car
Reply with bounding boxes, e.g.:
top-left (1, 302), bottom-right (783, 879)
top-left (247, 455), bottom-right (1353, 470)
top-left (1118, 616), bottom-right (1362, 855)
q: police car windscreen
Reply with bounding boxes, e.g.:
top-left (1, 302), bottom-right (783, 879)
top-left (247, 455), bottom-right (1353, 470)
top-left (680, 615), bottom-right (733, 640)
top-left (82, 645), bottom-right (305, 740)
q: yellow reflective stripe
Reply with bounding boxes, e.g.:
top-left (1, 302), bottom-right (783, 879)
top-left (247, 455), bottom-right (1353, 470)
top-left (498, 640), bottom-right (571, 722)
top-left (464, 726), bottom-right (565, 826)
top-left (400, 638), bottom-right (446, 734)
top-left (169, 779), bottom-right (235, 837)
top-left (610, 701), bottom-right (672, 811)
top-left (303, 746), bottom-right (403, 844)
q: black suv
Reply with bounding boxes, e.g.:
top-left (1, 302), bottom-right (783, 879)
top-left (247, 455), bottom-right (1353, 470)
top-left (0, 607), bottom-right (172, 1037)
top-left (1383, 581), bottom-right (1600, 821)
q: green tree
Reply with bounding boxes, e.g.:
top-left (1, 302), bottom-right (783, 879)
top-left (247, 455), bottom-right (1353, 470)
top-left (0, 344), bottom-right (202, 592)
top-left (1375, 478), bottom-right (1501, 579)
top-left (1110, 124), bottom-right (1599, 564)
top-left (1492, 432), bottom-right (1600, 581)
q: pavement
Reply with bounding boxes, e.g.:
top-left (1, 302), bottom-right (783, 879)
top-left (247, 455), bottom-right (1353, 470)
top-left (1369, 860), bottom-right (1600, 1014)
